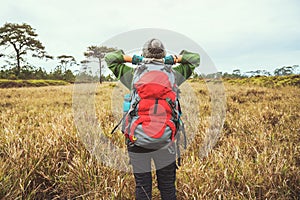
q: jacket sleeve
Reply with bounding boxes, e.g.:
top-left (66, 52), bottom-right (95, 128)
top-left (173, 50), bottom-right (200, 86)
top-left (104, 50), bottom-right (134, 89)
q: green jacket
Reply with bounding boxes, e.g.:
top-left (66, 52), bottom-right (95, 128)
top-left (105, 50), bottom-right (200, 89)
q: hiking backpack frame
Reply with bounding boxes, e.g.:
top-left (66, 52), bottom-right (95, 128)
top-left (111, 61), bottom-right (187, 165)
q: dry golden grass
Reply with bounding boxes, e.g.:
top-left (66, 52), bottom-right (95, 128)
top-left (0, 81), bottom-right (299, 199)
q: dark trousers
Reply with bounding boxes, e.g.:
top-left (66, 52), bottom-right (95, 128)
top-left (128, 145), bottom-right (177, 200)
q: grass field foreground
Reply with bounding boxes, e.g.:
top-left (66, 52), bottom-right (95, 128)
top-left (0, 81), bottom-right (299, 199)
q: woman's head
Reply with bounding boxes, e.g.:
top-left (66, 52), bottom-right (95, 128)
top-left (142, 38), bottom-right (166, 59)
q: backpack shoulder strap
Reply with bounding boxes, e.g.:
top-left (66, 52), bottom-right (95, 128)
top-left (131, 64), bottom-right (148, 90)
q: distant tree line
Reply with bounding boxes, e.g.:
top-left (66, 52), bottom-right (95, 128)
top-left (1, 22), bottom-right (299, 82)
top-left (0, 22), bottom-right (116, 83)
top-left (197, 65), bottom-right (299, 79)
top-left (0, 54), bottom-right (78, 82)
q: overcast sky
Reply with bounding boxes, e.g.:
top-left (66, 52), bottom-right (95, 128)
top-left (1, 0), bottom-right (299, 74)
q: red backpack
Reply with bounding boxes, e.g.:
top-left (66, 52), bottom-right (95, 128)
top-left (119, 62), bottom-right (184, 150)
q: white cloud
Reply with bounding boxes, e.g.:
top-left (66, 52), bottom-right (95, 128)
top-left (0, 0), bottom-right (299, 73)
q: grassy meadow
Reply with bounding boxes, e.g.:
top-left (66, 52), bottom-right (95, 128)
top-left (0, 78), bottom-right (299, 199)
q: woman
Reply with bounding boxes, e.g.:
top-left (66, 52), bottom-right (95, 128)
top-left (105, 38), bottom-right (200, 200)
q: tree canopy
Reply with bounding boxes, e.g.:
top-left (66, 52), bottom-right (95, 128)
top-left (83, 46), bottom-right (116, 83)
top-left (0, 22), bottom-right (52, 77)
